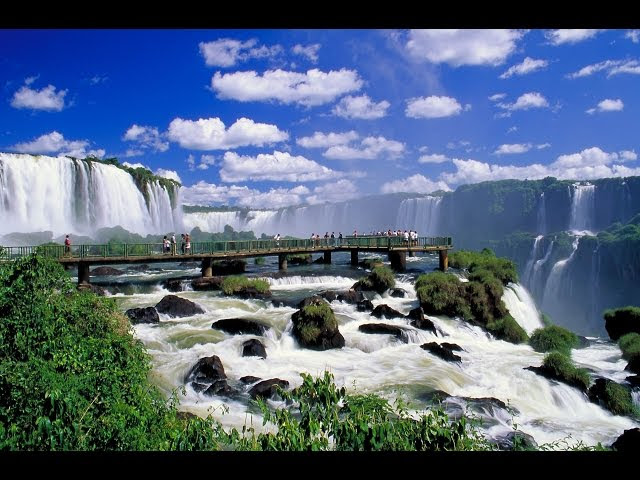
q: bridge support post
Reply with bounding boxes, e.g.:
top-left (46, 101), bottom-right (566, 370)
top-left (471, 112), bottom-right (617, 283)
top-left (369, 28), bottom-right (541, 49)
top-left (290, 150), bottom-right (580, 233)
top-left (408, 250), bottom-right (415, 257)
top-left (439, 249), bottom-right (449, 272)
top-left (77, 262), bottom-right (91, 289)
top-left (389, 251), bottom-right (406, 272)
top-left (201, 258), bottom-right (213, 277)
top-left (350, 250), bottom-right (358, 266)
top-left (278, 254), bottom-right (287, 270)
top-left (324, 251), bottom-right (331, 264)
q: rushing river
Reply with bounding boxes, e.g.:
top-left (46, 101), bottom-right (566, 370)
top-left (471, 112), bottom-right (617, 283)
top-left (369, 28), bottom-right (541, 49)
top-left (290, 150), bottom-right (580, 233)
top-left (90, 252), bottom-right (638, 448)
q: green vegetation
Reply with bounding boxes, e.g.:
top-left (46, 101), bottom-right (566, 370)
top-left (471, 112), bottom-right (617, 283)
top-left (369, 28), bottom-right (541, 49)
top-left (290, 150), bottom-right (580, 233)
top-left (360, 257), bottom-right (384, 269)
top-left (530, 325), bottom-right (580, 355)
top-left (232, 371), bottom-right (491, 451)
top-left (618, 333), bottom-right (640, 371)
top-left (0, 254), bottom-right (223, 450)
top-left (356, 265), bottom-right (396, 294)
top-left (594, 382), bottom-right (636, 417)
top-left (296, 302), bottom-right (338, 344)
top-left (286, 254), bottom-right (312, 265)
top-left (415, 250), bottom-right (527, 344)
top-left (254, 257), bottom-right (266, 265)
top-left (220, 276), bottom-right (270, 296)
top-left (542, 352), bottom-right (590, 391)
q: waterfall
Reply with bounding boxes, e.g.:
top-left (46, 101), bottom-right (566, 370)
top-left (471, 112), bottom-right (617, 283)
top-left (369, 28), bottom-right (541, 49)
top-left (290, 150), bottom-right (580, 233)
top-left (502, 283), bottom-right (543, 335)
top-left (0, 153), bottom-right (182, 239)
top-left (536, 193), bottom-right (546, 234)
top-left (528, 240), bottom-right (554, 299)
top-left (395, 196), bottom-right (442, 234)
top-left (541, 236), bottom-right (580, 313)
top-left (569, 184), bottom-right (596, 233)
top-left (522, 235), bottom-right (543, 287)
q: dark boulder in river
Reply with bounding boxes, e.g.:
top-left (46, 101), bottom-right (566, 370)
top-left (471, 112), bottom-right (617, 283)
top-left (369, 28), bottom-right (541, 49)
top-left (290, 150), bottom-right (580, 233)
top-left (248, 378), bottom-right (290, 400)
top-left (155, 295), bottom-right (205, 317)
top-left (291, 297), bottom-right (344, 350)
top-left (212, 318), bottom-right (270, 336)
top-left (91, 266), bottom-right (125, 276)
top-left (125, 306), bottom-right (159, 324)
top-left (242, 339), bottom-right (267, 358)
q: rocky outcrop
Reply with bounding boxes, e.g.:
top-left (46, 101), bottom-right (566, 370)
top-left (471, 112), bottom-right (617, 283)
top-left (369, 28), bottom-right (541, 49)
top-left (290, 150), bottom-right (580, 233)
top-left (390, 288), bottom-right (408, 298)
top-left (626, 355), bottom-right (640, 374)
top-left (357, 299), bottom-right (374, 312)
top-left (371, 304), bottom-right (405, 320)
top-left (91, 266), bottom-right (125, 276)
top-left (298, 296), bottom-right (328, 309)
top-left (185, 355), bottom-right (238, 398)
top-left (291, 297), bottom-right (345, 350)
top-left (611, 428), bottom-right (640, 452)
top-left (212, 318), bottom-right (269, 336)
top-left (421, 342), bottom-right (462, 363)
top-left (191, 276), bottom-right (223, 291)
top-left (407, 307), bottom-right (437, 335)
top-left (626, 375), bottom-right (640, 388)
top-left (125, 306), bottom-right (159, 324)
top-left (127, 264), bottom-right (150, 272)
top-left (588, 378), bottom-right (634, 416)
top-left (358, 323), bottom-right (409, 342)
top-left (248, 378), bottom-right (290, 400)
top-left (242, 339), bottom-right (267, 358)
top-left (162, 279), bottom-right (183, 292)
top-left (494, 431), bottom-right (538, 451)
top-left (87, 284), bottom-right (107, 296)
top-left (524, 365), bottom-right (588, 392)
top-left (155, 295), bottom-right (205, 317)
top-left (232, 287), bottom-right (272, 300)
top-left (239, 376), bottom-right (261, 384)
top-left (212, 259), bottom-right (246, 276)
top-left (604, 307), bottom-right (640, 341)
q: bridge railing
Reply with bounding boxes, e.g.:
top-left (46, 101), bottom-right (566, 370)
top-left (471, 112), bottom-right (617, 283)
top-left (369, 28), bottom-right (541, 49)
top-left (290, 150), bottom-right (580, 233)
top-left (0, 236), bottom-right (452, 261)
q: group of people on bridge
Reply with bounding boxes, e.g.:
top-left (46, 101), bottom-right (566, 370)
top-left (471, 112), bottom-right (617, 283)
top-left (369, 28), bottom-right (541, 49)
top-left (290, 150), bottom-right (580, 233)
top-left (162, 233), bottom-right (191, 255)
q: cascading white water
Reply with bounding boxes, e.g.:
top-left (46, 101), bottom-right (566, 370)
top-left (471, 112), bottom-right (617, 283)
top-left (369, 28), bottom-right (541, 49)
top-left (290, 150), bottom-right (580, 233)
top-left (0, 153), bottom-right (182, 239)
top-left (502, 283), bottom-right (543, 335)
top-left (542, 236), bottom-right (580, 312)
top-left (395, 196), bottom-right (442, 234)
top-left (522, 235), bottom-right (543, 287)
top-left (536, 193), bottom-right (546, 234)
top-left (569, 184), bottom-right (596, 233)
top-left (528, 240), bottom-right (554, 299)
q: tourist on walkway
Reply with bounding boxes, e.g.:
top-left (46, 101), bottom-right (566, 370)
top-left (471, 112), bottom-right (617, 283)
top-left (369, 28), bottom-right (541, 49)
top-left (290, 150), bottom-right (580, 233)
top-left (171, 233), bottom-right (176, 255)
top-left (185, 233), bottom-right (191, 254)
top-left (181, 234), bottom-right (186, 254)
top-left (64, 234), bottom-right (71, 257)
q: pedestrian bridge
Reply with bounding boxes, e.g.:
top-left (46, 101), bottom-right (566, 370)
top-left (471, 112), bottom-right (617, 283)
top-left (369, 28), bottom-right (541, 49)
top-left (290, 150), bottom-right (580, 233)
top-left (0, 236), bottom-right (453, 287)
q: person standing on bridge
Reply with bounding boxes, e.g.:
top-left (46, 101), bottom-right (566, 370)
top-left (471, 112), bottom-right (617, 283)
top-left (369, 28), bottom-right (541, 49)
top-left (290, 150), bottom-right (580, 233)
top-left (171, 233), bottom-right (176, 256)
top-left (180, 234), bottom-right (186, 254)
top-left (64, 234), bottom-right (71, 257)
top-left (185, 233), bottom-right (191, 255)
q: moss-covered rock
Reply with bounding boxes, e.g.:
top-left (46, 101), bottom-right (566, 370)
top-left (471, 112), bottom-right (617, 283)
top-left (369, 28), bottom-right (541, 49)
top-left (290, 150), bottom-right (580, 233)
top-left (618, 333), bottom-right (640, 361)
top-left (212, 259), bottom-right (246, 276)
top-left (527, 352), bottom-right (590, 392)
top-left (604, 306), bottom-right (640, 341)
top-left (359, 257), bottom-right (384, 269)
top-left (291, 298), bottom-right (344, 350)
top-left (415, 272), bottom-right (471, 320)
top-left (588, 378), bottom-right (636, 416)
top-left (286, 254), bottom-right (312, 265)
top-left (487, 315), bottom-right (528, 344)
top-left (220, 276), bottom-right (271, 298)
top-left (530, 325), bottom-right (580, 355)
top-left (352, 266), bottom-right (395, 294)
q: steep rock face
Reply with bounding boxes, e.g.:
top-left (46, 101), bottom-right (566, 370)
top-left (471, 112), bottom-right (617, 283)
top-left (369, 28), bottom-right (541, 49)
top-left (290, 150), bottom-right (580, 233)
top-left (291, 297), bottom-right (345, 350)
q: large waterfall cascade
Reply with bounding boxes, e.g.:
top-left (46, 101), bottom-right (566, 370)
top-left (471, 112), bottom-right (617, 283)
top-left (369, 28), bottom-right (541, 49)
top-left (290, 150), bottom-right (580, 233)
top-left (541, 236), bottom-right (581, 312)
top-left (568, 183), bottom-right (596, 234)
top-left (395, 196), bottom-right (442, 234)
top-left (0, 153), bottom-right (182, 239)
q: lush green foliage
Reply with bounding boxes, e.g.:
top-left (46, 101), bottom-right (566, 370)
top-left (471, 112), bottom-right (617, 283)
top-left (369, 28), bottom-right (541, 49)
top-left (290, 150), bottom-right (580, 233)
top-left (231, 371), bottom-right (491, 451)
top-left (286, 254), bottom-right (312, 264)
top-left (220, 276), bottom-right (270, 295)
top-left (542, 352), bottom-right (590, 391)
top-left (360, 257), bottom-right (384, 269)
top-left (0, 254), bottom-right (223, 450)
top-left (596, 382), bottom-right (636, 416)
top-left (357, 265), bottom-right (396, 294)
top-left (415, 251), bottom-right (527, 344)
top-left (295, 303), bottom-right (338, 344)
top-left (618, 333), bottom-right (640, 361)
top-left (530, 325), bottom-right (580, 355)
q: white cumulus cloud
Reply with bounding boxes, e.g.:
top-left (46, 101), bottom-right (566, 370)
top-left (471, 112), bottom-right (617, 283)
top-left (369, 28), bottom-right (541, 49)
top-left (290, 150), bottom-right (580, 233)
top-left (123, 124), bottom-right (169, 152)
top-left (406, 29), bottom-right (523, 66)
top-left (500, 57), bottom-right (548, 79)
top-left (332, 94), bottom-right (390, 119)
top-left (211, 68), bottom-right (363, 107)
top-left (199, 38), bottom-right (282, 67)
top-left (626, 30), bottom-right (640, 43)
top-left (381, 174), bottom-right (451, 194)
top-left (291, 44), bottom-right (321, 63)
top-left (11, 131), bottom-right (104, 158)
top-left (296, 131), bottom-right (359, 149)
top-left (11, 83), bottom-right (67, 111)
top-left (405, 96), bottom-right (463, 118)
top-left (167, 117), bottom-right (288, 150)
top-left (306, 179), bottom-right (360, 204)
top-left (568, 59), bottom-right (640, 79)
top-left (220, 150), bottom-right (343, 182)
top-left (324, 136), bottom-right (405, 160)
top-left (545, 29), bottom-right (603, 45)
top-left (155, 169), bottom-right (181, 183)
top-left (494, 143), bottom-right (532, 155)
top-left (418, 153), bottom-right (449, 163)
top-left (586, 98), bottom-right (624, 114)
top-left (497, 92), bottom-right (549, 111)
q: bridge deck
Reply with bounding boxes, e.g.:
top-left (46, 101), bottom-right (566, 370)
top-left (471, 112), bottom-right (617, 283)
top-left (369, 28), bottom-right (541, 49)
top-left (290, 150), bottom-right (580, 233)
top-left (1, 236), bottom-right (453, 265)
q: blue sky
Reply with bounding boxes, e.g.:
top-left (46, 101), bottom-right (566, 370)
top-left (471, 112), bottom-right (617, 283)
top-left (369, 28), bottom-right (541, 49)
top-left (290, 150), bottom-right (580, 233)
top-left (2, 29), bottom-right (640, 208)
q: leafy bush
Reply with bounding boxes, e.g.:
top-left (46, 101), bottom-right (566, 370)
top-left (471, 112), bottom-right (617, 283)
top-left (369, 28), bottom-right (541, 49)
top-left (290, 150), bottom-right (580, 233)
top-left (530, 325), bottom-right (580, 355)
top-left (542, 352), bottom-right (590, 391)
top-left (487, 314), bottom-right (529, 344)
top-left (220, 276), bottom-right (270, 295)
top-left (357, 266), bottom-right (396, 294)
top-left (415, 272), bottom-right (471, 320)
top-left (595, 381), bottom-right (636, 416)
top-left (450, 249), bottom-right (518, 285)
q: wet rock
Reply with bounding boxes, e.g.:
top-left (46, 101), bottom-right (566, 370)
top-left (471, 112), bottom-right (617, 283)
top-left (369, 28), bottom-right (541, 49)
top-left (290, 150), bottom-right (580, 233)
top-left (232, 287), bottom-right (272, 300)
top-left (626, 355), bottom-right (640, 374)
top-left (203, 381), bottom-right (239, 398)
top-left (390, 288), bottom-right (408, 298)
top-left (239, 376), bottom-right (262, 384)
top-left (291, 297), bottom-right (344, 351)
top-left (211, 259), bottom-right (246, 276)
top-left (494, 431), bottom-right (538, 451)
top-left (421, 342), bottom-right (462, 363)
top-left (155, 295), bottom-right (205, 317)
top-left (588, 377), bottom-right (634, 415)
top-left (86, 284), bottom-right (107, 296)
top-left (185, 355), bottom-right (227, 385)
top-left (408, 307), bottom-right (437, 335)
top-left (125, 306), bottom-right (159, 324)
top-left (162, 278), bottom-right (183, 292)
top-left (242, 339), bottom-right (267, 358)
top-left (91, 266), bottom-right (125, 276)
top-left (626, 375), bottom-right (640, 388)
top-left (357, 299), bottom-right (374, 312)
top-left (524, 366), bottom-right (588, 393)
top-left (358, 323), bottom-right (409, 342)
top-left (298, 296), bottom-right (329, 309)
top-left (212, 318), bottom-right (269, 336)
top-left (441, 342), bottom-right (463, 352)
top-left (611, 428), bottom-right (640, 452)
top-left (127, 264), bottom-right (150, 272)
top-left (248, 378), bottom-right (290, 400)
top-left (191, 276), bottom-right (223, 291)
top-left (371, 304), bottom-right (405, 320)
top-left (337, 290), bottom-right (365, 304)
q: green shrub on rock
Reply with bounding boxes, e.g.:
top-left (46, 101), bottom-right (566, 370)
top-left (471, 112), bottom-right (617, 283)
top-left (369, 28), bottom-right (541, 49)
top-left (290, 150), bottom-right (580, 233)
top-left (221, 276), bottom-right (270, 296)
top-left (355, 265), bottom-right (395, 294)
top-left (541, 352), bottom-right (590, 391)
top-left (530, 325), bottom-right (580, 355)
top-left (618, 333), bottom-right (640, 361)
top-left (487, 315), bottom-right (528, 344)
